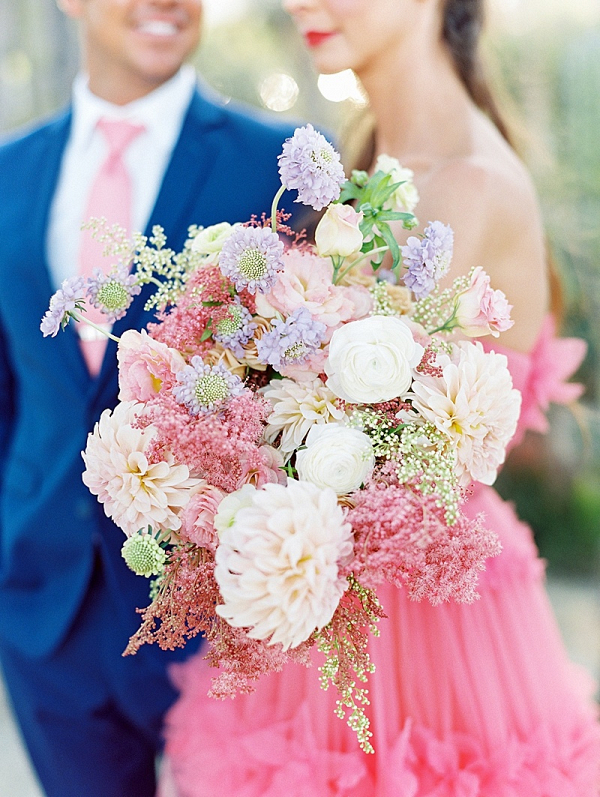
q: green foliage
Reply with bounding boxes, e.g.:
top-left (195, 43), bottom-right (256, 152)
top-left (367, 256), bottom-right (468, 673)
top-left (496, 463), bottom-right (600, 576)
top-left (338, 169), bottom-right (417, 273)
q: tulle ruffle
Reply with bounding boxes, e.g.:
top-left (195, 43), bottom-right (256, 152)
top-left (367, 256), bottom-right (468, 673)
top-left (483, 315), bottom-right (586, 451)
top-left (163, 679), bottom-right (600, 797)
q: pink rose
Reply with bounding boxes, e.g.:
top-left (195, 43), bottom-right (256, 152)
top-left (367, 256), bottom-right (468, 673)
top-left (315, 204), bottom-right (364, 258)
top-left (454, 267), bottom-right (514, 338)
top-left (117, 329), bottom-right (186, 402)
top-left (179, 482), bottom-right (225, 551)
top-left (266, 249), bottom-right (355, 328)
top-left (237, 445), bottom-right (287, 488)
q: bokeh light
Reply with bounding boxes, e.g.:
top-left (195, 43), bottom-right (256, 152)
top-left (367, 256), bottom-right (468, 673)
top-left (317, 70), bottom-right (367, 105)
top-left (259, 72), bottom-right (300, 112)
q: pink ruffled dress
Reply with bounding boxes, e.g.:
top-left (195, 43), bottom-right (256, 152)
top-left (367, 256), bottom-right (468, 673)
top-left (159, 317), bottom-right (600, 797)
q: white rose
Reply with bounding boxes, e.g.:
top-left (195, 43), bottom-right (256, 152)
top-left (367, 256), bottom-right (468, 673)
top-left (315, 204), bottom-right (364, 258)
top-left (213, 484), bottom-right (256, 538)
top-left (325, 316), bottom-right (424, 404)
top-left (374, 154), bottom-right (420, 213)
top-left (191, 222), bottom-right (239, 258)
top-left (296, 423), bottom-right (374, 495)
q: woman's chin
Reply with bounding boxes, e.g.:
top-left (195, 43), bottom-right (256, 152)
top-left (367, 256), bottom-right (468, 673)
top-left (311, 56), bottom-right (353, 76)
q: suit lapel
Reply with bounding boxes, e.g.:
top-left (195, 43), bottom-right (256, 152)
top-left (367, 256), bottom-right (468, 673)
top-left (30, 111), bottom-right (92, 388)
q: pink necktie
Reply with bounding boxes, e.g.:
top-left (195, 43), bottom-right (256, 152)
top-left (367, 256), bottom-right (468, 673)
top-left (78, 117), bottom-right (145, 375)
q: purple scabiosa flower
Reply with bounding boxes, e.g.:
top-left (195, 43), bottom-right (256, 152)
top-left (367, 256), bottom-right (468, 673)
top-left (173, 358), bottom-right (247, 415)
top-left (87, 264), bottom-right (142, 323)
top-left (213, 300), bottom-right (256, 358)
top-left (278, 124), bottom-right (345, 212)
top-left (218, 226), bottom-right (284, 294)
top-left (400, 221), bottom-right (454, 299)
top-left (256, 307), bottom-right (327, 371)
top-left (40, 276), bottom-right (87, 337)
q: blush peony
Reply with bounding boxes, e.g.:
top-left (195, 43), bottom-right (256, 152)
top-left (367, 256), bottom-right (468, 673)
top-left (214, 479), bottom-right (353, 650)
top-left (266, 249), bottom-right (355, 328)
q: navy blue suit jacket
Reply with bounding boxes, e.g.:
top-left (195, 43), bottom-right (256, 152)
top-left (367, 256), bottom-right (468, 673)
top-left (0, 87), bottom-right (296, 658)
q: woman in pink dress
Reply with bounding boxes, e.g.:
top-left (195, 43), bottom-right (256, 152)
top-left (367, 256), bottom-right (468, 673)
top-left (159, 1), bottom-right (600, 793)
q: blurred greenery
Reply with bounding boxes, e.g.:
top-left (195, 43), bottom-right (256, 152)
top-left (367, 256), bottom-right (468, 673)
top-left (1, 0), bottom-right (598, 573)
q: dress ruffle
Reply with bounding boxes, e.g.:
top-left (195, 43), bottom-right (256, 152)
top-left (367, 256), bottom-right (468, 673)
top-left (163, 660), bottom-right (600, 797)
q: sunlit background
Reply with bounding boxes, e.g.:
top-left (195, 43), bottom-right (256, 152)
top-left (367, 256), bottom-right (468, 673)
top-left (0, 1), bottom-right (599, 793)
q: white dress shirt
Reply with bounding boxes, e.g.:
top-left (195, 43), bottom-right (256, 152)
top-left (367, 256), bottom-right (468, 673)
top-left (47, 65), bottom-right (198, 289)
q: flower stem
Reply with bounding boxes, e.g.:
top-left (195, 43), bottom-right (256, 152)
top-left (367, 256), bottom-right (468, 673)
top-left (69, 310), bottom-right (121, 343)
top-left (271, 185), bottom-right (286, 233)
top-left (333, 246), bottom-right (389, 285)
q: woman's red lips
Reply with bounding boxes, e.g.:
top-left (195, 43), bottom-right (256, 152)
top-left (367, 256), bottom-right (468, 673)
top-left (304, 30), bottom-right (336, 48)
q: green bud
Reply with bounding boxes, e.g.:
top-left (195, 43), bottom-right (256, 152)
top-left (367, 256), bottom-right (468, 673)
top-left (121, 534), bottom-right (166, 577)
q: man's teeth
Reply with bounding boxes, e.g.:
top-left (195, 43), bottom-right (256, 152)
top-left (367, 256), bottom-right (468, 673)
top-left (138, 20), bottom-right (178, 36)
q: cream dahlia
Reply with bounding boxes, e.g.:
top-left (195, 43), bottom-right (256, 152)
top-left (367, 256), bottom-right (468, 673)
top-left (82, 401), bottom-right (201, 536)
top-left (215, 479), bottom-right (353, 650)
top-left (262, 376), bottom-right (347, 458)
top-left (410, 342), bottom-right (521, 486)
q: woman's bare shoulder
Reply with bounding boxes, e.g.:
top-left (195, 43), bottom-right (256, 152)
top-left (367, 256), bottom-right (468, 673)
top-left (416, 149), bottom-right (549, 351)
top-left (421, 148), bottom-right (544, 256)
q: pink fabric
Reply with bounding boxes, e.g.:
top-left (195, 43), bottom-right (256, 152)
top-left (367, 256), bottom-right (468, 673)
top-left (78, 118), bottom-right (144, 374)
top-left (160, 317), bottom-right (600, 796)
top-left (482, 315), bottom-right (587, 450)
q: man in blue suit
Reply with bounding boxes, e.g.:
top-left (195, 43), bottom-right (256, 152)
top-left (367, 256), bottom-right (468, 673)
top-left (0, 1), bottom-right (296, 794)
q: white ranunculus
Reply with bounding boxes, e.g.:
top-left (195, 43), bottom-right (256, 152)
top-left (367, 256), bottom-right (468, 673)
top-left (213, 484), bottom-right (257, 538)
top-left (315, 203), bottom-right (364, 258)
top-left (374, 154), bottom-right (420, 213)
top-left (215, 479), bottom-right (353, 650)
top-left (191, 222), bottom-right (239, 258)
top-left (296, 423), bottom-right (374, 495)
top-left (325, 315), bottom-right (424, 404)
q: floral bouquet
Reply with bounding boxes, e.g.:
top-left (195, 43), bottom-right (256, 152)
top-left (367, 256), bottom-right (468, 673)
top-left (42, 125), bottom-right (519, 753)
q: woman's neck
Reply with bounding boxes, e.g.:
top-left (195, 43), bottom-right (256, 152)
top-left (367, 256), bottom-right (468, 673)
top-left (357, 37), bottom-right (476, 166)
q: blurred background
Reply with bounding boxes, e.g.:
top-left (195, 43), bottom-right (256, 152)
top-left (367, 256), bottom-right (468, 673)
top-left (1, 0), bottom-right (599, 793)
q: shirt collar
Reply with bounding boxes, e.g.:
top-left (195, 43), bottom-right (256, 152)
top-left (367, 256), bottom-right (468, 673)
top-left (70, 64), bottom-right (197, 151)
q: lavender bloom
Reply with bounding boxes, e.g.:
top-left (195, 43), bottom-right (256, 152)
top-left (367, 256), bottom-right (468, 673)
top-left (219, 226), bottom-right (284, 294)
top-left (213, 300), bottom-right (256, 358)
top-left (40, 276), bottom-right (87, 337)
top-left (400, 221), bottom-right (454, 299)
top-left (278, 124), bottom-right (345, 211)
top-left (87, 264), bottom-right (142, 323)
top-left (256, 307), bottom-right (327, 371)
top-left (173, 358), bottom-right (247, 415)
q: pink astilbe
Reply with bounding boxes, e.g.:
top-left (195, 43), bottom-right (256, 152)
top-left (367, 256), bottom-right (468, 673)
top-left (125, 543), bottom-right (313, 698)
top-left (125, 545), bottom-right (217, 655)
top-left (416, 345), bottom-right (443, 378)
top-left (346, 483), bottom-right (501, 604)
top-left (140, 391), bottom-right (270, 492)
top-left (207, 626), bottom-right (312, 701)
top-left (148, 265), bottom-right (242, 357)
